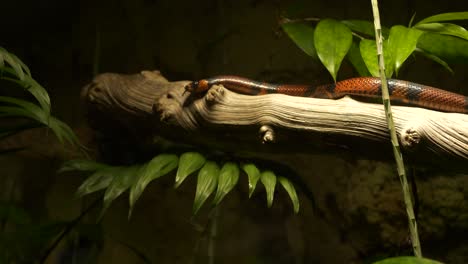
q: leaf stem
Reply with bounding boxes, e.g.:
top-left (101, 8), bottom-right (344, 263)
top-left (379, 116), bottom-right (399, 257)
top-left (208, 206), bottom-right (220, 264)
top-left (39, 198), bottom-right (101, 264)
top-left (279, 17), bottom-right (321, 24)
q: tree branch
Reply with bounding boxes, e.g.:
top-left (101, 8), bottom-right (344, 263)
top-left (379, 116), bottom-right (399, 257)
top-left (82, 71), bottom-right (468, 171)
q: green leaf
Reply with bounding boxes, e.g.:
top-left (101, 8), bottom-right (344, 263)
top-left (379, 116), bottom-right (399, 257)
top-left (101, 165), bottom-right (141, 219)
top-left (175, 152), bottom-right (206, 188)
top-left (314, 19), bottom-right (353, 81)
top-left (416, 11), bottom-right (468, 25)
top-left (415, 49), bottom-right (454, 74)
top-left (388, 25), bottom-right (423, 75)
top-left (76, 167), bottom-right (120, 197)
top-left (341, 20), bottom-right (390, 37)
top-left (278, 177), bottom-right (300, 214)
top-left (260, 171), bottom-right (277, 208)
top-left (25, 78), bottom-right (51, 115)
top-left (281, 22), bottom-right (317, 58)
top-left (408, 12), bottom-right (417, 27)
top-left (0, 68), bottom-right (51, 114)
top-left (417, 32), bottom-right (468, 63)
top-left (48, 117), bottom-right (81, 147)
top-left (242, 163), bottom-right (261, 198)
top-left (0, 97), bottom-right (77, 148)
top-left (372, 256), bottom-right (443, 264)
top-left (414, 23), bottom-right (468, 41)
top-left (0, 96), bottom-right (47, 123)
top-left (193, 161), bottom-right (219, 215)
top-left (59, 159), bottom-right (110, 173)
top-left (9, 53), bottom-right (31, 77)
top-left (0, 47), bottom-right (25, 80)
top-left (359, 39), bottom-right (394, 77)
top-left (212, 162), bottom-right (239, 205)
top-left (347, 41), bottom-right (371, 76)
top-left (129, 154), bottom-right (178, 217)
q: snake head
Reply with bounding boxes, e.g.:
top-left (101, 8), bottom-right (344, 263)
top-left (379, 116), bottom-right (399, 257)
top-left (183, 79), bottom-right (210, 96)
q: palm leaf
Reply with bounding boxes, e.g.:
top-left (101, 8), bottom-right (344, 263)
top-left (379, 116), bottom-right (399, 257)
top-left (0, 67), bottom-right (51, 115)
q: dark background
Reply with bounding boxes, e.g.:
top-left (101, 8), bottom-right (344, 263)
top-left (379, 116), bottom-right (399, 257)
top-left (1, 0), bottom-right (468, 263)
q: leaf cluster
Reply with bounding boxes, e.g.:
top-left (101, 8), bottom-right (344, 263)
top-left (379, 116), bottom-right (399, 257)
top-left (60, 152), bottom-right (300, 218)
top-left (282, 12), bottom-right (468, 80)
top-left (0, 47), bottom-right (80, 150)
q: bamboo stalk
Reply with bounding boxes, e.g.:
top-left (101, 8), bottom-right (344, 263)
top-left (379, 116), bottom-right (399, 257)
top-left (370, 0), bottom-right (422, 257)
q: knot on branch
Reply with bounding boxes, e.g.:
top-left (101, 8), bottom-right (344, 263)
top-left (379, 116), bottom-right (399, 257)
top-left (205, 85), bottom-right (226, 105)
top-left (259, 125), bottom-right (275, 143)
top-left (82, 77), bottom-right (113, 110)
top-left (400, 127), bottom-right (421, 148)
top-left (154, 91), bottom-right (183, 122)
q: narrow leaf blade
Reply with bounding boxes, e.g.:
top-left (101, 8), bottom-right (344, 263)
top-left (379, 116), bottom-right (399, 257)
top-left (76, 167), bottom-right (119, 197)
top-left (242, 163), bottom-right (261, 198)
top-left (213, 162), bottom-right (239, 205)
top-left (175, 152), bottom-right (206, 188)
top-left (414, 22), bottom-right (468, 41)
top-left (9, 53), bottom-right (31, 77)
top-left (281, 22), bottom-right (317, 58)
top-left (278, 177), bottom-right (300, 213)
top-left (129, 154), bottom-right (178, 216)
top-left (416, 12), bottom-right (468, 25)
top-left (0, 96), bottom-right (47, 123)
top-left (101, 166), bottom-right (140, 219)
top-left (0, 69), bottom-right (51, 115)
top-left (59, 159), bottom-right (110, 173)
top-left (417, 32), bottom-right (468, 63)
top-left (193, 161), bottom-right (219, 215)
top-left (415, 49), bottom-right (454, 74)
top-left (47, 117), bottom-right (81, 147)
top-left (260, 171), bottom-right (277, 208)
top-left (0, 48), bottom-right (24, 80)
top-left (314, 19), bottom-right (353, 81)
top-left (25, 78), bottom-right (51, 115)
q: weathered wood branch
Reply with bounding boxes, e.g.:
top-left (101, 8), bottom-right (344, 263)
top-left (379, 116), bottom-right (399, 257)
top-left (82, 70), bottom-right (468, 171)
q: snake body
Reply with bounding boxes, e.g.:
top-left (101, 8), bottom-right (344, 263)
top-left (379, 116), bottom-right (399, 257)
top-left (185, 76), bottom-right (468, 114)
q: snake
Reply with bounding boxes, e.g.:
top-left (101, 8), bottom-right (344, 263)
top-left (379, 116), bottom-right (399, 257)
top-left (184, 75), bottom-right (468, 114)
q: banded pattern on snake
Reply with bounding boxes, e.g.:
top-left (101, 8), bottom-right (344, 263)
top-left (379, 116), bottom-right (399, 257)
top-left (185, 76), bottom-right (468, 114)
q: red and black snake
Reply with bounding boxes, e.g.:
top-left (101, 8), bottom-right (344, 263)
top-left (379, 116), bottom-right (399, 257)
top-left (185, 76), bottom-right (468, 114)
